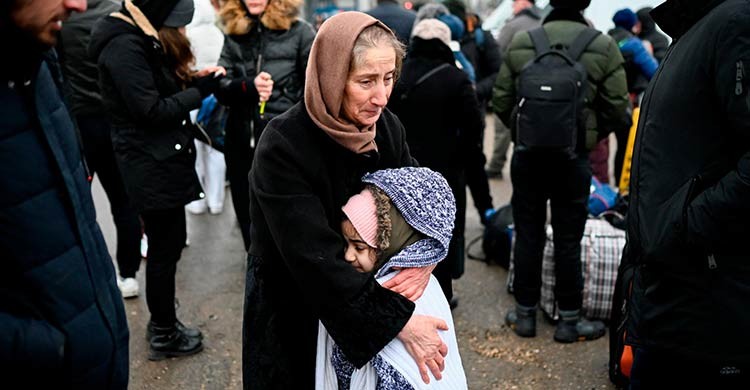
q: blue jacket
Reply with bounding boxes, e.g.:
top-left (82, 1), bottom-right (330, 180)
top-left (0, 52), bottom-right (129, 389)
top-left (618, 36), bottom-right (658, 79)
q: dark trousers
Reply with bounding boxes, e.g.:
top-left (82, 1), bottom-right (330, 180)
top-left (141, 207), bottom-right (186, 325)
top-left (77, 114), bottom-right (141, 278)
top-left (510, 151), bottom-right (590, 310)
top-left (224, 121), bottom-right (259, 251)
top-left (630, 347), bottom-right (750, 389)
top-left (614, 125), bottom-right (630, 186)
top-left (465, 107), bottom-right (494, 215)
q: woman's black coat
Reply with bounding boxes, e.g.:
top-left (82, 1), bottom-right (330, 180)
top-left (243, 103), bottom-right (417, 388)
top-left (90, 16), bottom-right (203, 212)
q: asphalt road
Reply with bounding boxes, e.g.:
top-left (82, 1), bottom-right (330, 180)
top-left (93, 116), bottom-right (615, 389)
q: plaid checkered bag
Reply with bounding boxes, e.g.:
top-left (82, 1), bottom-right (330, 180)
top-left (507, 219), bottom-right (625, 321)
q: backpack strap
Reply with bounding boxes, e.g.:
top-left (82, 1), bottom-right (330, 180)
top-left (528, 27), bottom-right (551, 56)
top-left (566, 28), bottom-right (602, 61)
top-left (400, 63), bottom-right (452, 100)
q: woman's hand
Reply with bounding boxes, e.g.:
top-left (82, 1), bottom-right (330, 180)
top-left (254, 71), bottom-right (274, 102)
top-left (382, 264), bottom-right (436, 301)
top-left (195, 66), bottom-right (226, 78)
top-left (397, 315), bottom-right (449, 384)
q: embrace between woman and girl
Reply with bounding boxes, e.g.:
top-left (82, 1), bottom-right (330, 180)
top-left (91, 0), bottom-right (468, 386)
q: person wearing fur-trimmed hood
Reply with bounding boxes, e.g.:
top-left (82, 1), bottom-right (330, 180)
top-left (215, 0), bottom-right (316, 250)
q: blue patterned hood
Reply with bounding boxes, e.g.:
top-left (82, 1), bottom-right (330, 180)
top-left (362, 167), bottom-right (456, 278)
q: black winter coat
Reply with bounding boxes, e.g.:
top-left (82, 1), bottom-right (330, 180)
top-left (218, 18), bottom-right (315, 145)
top-left (0, 51), bottom-right (129, 388)
top-left (244, 103), bottom-right (417, 388)
top-left (459, 27), bottom-right (501, 105)
top-left (626, 0), bottom-right (750, 365)
top-left (91, 15), bottom-right (203, 212)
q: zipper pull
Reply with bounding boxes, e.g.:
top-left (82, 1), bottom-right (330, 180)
top-left (708, 254), bottom-right (718, 270)
top-left (518, 97), bottom-right (526, 108)
top-left (735, 60), bottom-right (744, 96)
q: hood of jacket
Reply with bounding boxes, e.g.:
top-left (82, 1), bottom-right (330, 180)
top-left (220, 0), bottom-right (302, 35)
top-left (361, 167), bottom-right (456, 278)
top-left (407, 37), bottom-right (455, 65)
top-left (651, 0), bottom-right (725, 39)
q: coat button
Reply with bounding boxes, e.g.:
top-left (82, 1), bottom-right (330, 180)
top-left (199, 192), bottom-right (205, 199)
top-left (182, 120), bottom-right (187, 125)
top-left (175, 144), bottom-right (182, 151)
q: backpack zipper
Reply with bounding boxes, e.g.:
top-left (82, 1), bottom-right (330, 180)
top-left (735, 60), bottom-right (744, 96)
top-left (708, 254), bottom-right (718, 270)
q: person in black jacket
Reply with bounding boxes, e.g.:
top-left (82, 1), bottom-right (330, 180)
top-left (1, 0), bottom-right (129, 387)
top-left (215, 0), bottom-right (315, 250)
top-left (243, 12), bottom-right (449, 388)
top-left (366, 0), bottom-right (417, 44)
top-left (625, 0), bottom-right (750, 386)
top-left (389, 19), bottom-right (490, 307)
top-left (59, 0), bottom-right (143, 299)
top-left (91, 0), bottom-right (226, 360)
top-left (635, 6), bottom-right (669, 63)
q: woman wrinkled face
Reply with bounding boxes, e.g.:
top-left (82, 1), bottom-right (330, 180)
top-left (341, 46), bottom-right (397, 128)
top-left (341, 219), bottom-right (378, 273)
top-left (244, 0), bottom-right (268, 15)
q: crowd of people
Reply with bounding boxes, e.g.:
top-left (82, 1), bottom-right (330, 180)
top-left (2, 0), bottom-right (749, 388)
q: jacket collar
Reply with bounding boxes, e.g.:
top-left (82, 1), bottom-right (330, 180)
top-left (543, 8), bottom-right (588, 26)
top-left (651, 0), bottom-right (725, 39)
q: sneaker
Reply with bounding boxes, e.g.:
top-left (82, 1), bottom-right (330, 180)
top-left (186, 200), bottom-right (207, 215)
top-left (117, 277), bottom-right (139, 299)
top-left (505, 304), bottom-right (537, 337)
top-left (553, 309), bottom-right (606, 343)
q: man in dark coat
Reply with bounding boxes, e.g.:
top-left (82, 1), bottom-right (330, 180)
top-left (59, 0), bottom-right (143, 299)
top-left (0, 0), bottom-right (129, 387)
top-left (636, 6), bottom-right (669, 63)
top-left (624, 0), bottom-right (750, 386)
top-left (366, 0), bottom-right (417, 44)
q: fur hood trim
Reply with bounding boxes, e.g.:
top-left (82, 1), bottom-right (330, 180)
top-left (219, 0), bottom-right (302, 35)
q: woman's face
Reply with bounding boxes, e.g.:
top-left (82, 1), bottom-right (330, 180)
top-left (341, 46), bottom-right (397, 128)
top-left (244, 0), bottom-right (268, 16)
top-left (341, 220), bottom-right (378, 273)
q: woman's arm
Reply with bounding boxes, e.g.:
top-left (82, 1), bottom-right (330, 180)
top-left (101, 36), bottom-right (202, 128)
top-left (252, 124), bottom-right (415, 367)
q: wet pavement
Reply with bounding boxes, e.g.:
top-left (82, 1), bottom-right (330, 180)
top-left (93, 117), bottom-right (614, 389)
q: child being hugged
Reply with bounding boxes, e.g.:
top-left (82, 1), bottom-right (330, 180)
top-left (316, 167), bottom-right (468, 390)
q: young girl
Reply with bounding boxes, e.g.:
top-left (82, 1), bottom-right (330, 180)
top-left (316, 167), bottom-right (468, 389)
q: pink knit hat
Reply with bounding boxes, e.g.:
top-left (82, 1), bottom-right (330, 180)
top-left (341, 188), bottom-right (378, 248)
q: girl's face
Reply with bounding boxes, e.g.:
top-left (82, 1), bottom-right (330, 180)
top-left (341, 219), bottom-right (377, 273)
top-left (244, 0), bottom-right (268, 16)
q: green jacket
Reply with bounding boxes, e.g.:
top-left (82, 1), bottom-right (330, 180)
top-left (492, 20), bottom-right (631, 149)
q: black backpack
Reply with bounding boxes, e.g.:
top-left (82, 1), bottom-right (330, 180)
top-left (514, 27), bottom-right (601, 151)
top-left (467, 204), bottom-right (513, 268)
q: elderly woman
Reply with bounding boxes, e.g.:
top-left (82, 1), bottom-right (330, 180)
top-left (244, 12), bottom-right (449, 389)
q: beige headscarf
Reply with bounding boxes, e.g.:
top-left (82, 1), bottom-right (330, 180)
top-left (304, 12), bottom-right (393, 154)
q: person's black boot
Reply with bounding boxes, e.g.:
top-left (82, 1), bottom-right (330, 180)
top-left (146, 319), bottom-right (202, 342)
top-left (505, 304), bottom-right (537, 337)
top-left (553, 309), bottom-right (606, 343)
top-left (148, 323), bottom-right (204, 361)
